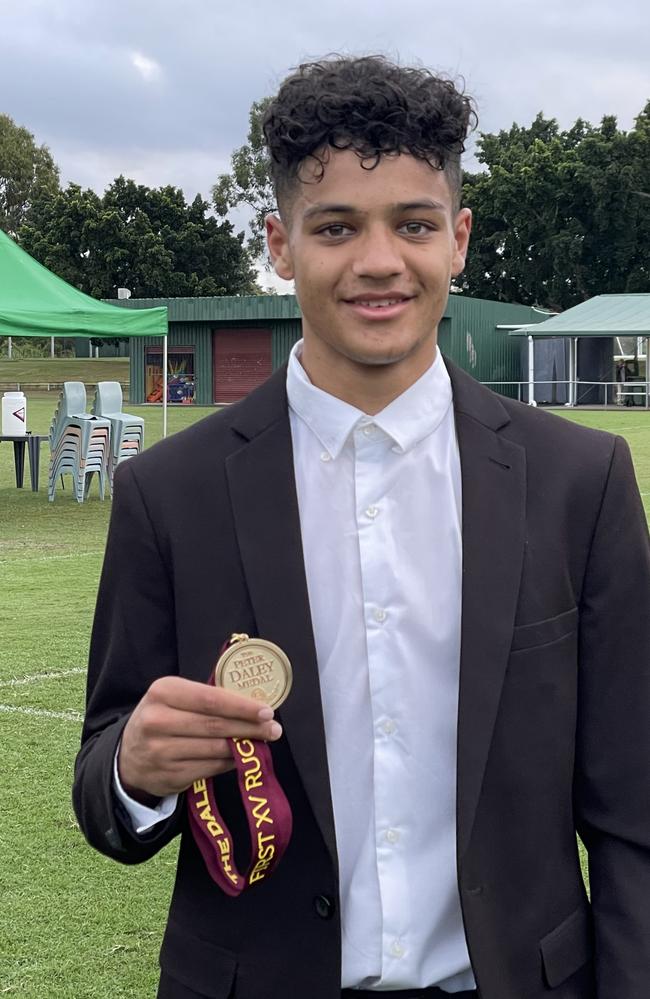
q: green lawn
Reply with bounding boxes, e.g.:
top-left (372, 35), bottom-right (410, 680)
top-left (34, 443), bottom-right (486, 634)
top-left (0, 399), bottom-right (205, 998)
top-left (0, 397), bottom-right (648, 997)
top-left (0, 357), bottom-right (130, 390)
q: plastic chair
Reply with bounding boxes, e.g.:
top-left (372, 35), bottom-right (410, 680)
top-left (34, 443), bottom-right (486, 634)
top-left (91, 382), bottom-right (144, 494)
top-left (48, 383), bottom-right (111, 502)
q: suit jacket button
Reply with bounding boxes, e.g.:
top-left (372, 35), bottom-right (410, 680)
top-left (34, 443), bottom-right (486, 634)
top-left (314, 894), bottom-right (335, 919)
top-left (105, 826), bottom-right (121, 850)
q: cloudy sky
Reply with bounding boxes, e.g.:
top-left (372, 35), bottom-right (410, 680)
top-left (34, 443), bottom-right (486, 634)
top-left (2, 0), bottom-right (649, 289)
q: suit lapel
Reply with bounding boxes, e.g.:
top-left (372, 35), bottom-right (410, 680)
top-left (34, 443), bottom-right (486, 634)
top-left (225, 370), bottom-right (338, 868)
top-left (448, 362), bottom-right (527, 859)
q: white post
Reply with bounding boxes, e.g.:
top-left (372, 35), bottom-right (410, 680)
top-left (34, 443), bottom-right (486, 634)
top-left (89, 339), bottom-right (93, 358)
top-left (527, 335), bottom-right (537, 406)
top-left (50, 336), bottom-right (55, 358)
top-left (646, 337), bottom-right (649, 410)
top-left (574, 337), bottom-right (579, 406)
top-left (565, 338), bottom-right (574, 407)
top-left (8, 336), bottom-right (12, 359)
top-left (162, 336), bottom-right (168, 439)
top-left (570, 338), bottom-right (574, 406)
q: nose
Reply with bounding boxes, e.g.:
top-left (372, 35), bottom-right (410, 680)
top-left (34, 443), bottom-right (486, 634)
top-left (350, 226), bottom-right (406, 280)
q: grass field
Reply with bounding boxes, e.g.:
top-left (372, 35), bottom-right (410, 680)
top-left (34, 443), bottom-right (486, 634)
top-left (1, 392), bottom-right (648, 997)
top-left (0, 357), bottom-right (130, 391)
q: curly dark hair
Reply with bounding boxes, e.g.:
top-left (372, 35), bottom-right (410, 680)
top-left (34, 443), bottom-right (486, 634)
top-left (262, 55), bottom-right (477, 215)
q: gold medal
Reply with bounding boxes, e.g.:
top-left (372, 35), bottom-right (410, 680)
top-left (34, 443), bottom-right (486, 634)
top-left (214, 634), bottom-right (293, 709)
top-left (191, 633), bottom-right (295, 895)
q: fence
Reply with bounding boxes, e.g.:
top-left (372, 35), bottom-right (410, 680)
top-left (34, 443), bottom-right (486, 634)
top-left (482, 379), bottom-right (650, 408)
top-left (2, 379), bottom-right (648, 409)
top-left (0, 381), bottom-right (130, 397)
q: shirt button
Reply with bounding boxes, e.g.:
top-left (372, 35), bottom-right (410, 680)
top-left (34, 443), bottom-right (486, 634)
top-left (374, 608), bottom-right (387, 623)
top-left (362, 424), bottom-right (375, 437)
top-left (319, 451), bottom-right (331, 462)
top-left (385, 828), bottom-right (400, 844)
top-left (382, 718), bottom-right (396, 735)
top-left (365, 505), bottom-right (379, 519)
top-left (390, 940), bottom-right (405, 958)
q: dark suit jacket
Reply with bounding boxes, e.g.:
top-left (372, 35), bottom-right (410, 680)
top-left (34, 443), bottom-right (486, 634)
top-left (73, 361), bottom-right (650, 999)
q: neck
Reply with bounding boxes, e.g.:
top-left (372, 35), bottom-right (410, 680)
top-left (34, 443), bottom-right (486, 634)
top-left (299, 342), bottom-right (437, 415)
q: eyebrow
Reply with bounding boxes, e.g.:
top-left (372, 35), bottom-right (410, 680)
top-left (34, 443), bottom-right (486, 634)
top-left (302, 199), bottom-right (447, 220)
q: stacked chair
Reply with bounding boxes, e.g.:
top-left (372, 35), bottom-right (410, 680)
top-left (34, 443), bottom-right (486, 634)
top-left (91, 381), bottom-right (144, 495)
top-left (48, 382), bottom-right (111, 502)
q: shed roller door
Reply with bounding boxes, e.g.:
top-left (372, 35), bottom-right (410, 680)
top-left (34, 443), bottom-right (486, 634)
top-left (213, 329), bottom-right (272, 402)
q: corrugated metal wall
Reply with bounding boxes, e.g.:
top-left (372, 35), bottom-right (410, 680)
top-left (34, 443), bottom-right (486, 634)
top-left (272, 320), bottom-right (303, 368)
top-left (130, 319), bottom-right (303, 404)
top-left (441, 297), bottom-right (543, 399)
top-left (116, 295), bottom-right (302, 323)
top-left (129, 297), bottom-right (545, 405)
top-left (131, 323), bottom-right (213, 405)
top-left (213, 328), bottom-right (273, 402)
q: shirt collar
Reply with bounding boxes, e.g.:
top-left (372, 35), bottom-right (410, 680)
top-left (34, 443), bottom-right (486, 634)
top-left (286, 340), bottom-right (453, 458)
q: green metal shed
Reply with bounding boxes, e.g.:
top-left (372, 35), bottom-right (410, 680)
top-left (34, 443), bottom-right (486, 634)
top-left (113, 294), bottom-right (547, 405)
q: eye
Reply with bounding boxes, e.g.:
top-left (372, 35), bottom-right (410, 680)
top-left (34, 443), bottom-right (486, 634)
top-left (399, 221), bottom-right (435, 236)
top-left (317, 224), bottom-right (353, 238)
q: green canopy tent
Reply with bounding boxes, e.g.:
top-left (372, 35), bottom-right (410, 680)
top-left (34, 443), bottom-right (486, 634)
top-left (0, 229), bottom-right (170, 434)
top-left (510, 294), bottom-right (650, 408)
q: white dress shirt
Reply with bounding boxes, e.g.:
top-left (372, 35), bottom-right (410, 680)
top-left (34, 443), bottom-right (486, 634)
top-left (287, 343), bottom-right (474, 993)
top-left (115, 341), bottom-right (475, 992)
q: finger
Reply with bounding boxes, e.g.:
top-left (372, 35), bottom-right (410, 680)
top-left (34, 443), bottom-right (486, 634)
top-left (160, 737), bottom-right (233, 763)
top-left (144, 708), bottom-right (283, 743)
top-left (153, 737), bottom-right (234, 763)
top-left (149, 677), bottom-right (276, 721)
top-left (147, 758), bottom-right (238, 796)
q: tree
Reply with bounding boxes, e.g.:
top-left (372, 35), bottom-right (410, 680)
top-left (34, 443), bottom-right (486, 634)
top-left (214, 95), bottom-right (650, 309)
top-left (212, 99), bottom-right (275, 259)
top-left (459, 105), bottom-right (650, 309)
top-left (20, 177), bottom-right (259, 298)
top-left (0, 114), bottom-right (60, 235)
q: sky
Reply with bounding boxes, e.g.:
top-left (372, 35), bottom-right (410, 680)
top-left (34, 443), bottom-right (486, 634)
top-left (1, 0), bottom-right (649, 291)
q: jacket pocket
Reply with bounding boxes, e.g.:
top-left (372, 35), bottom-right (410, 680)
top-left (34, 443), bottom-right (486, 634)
top-left (159, 918), bottom-right (237, 998)
top-left (511, 606), bottom-right (578, 653)
top-left (540, 904), bottom-right (593, 988)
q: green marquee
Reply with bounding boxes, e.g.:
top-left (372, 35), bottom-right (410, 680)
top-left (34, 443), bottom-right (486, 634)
top-left (0, 229), bottom-right (167, 338)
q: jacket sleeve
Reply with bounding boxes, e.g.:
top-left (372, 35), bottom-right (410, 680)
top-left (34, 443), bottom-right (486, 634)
top-left (72, 458), bottom-right (184, 863)
top-left (573, 435), bottom-right (650, 997)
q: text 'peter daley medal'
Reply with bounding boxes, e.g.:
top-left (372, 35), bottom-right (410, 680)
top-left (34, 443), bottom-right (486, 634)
top-left (215, 634), bottom-right (292, 710)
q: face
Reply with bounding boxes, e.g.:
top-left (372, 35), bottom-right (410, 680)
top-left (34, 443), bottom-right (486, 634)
top-left (266, 148), bottom-right (471, 400)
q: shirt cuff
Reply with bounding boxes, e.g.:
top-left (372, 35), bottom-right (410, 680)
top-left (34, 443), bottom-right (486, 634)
top-left (113, 744), bottom-right (178, 834)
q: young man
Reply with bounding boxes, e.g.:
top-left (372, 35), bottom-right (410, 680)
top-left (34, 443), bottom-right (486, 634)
top-left (73, 57), bottom-right (650, 999)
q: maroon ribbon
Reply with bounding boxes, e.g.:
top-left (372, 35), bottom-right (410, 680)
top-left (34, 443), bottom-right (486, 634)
top-left (186, 662), bottom-right (292, 896)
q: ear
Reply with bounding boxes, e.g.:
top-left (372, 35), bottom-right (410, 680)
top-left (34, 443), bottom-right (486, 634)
top-left (266, 214), bottom-right (294, 280)
top-left (451, 207), bottom-right (472, 278)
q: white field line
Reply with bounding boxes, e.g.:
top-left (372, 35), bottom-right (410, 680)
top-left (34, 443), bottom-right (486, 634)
top-left (0, 704), bottom-right (83, 722)
top-left (0, 550), bottom-right (103, 565)
top-left (0, 667), bottom-right (85, 689)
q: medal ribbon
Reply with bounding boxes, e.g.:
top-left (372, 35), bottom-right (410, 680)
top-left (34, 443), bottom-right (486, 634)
top-left (186, 653), bottom-right (293, 897)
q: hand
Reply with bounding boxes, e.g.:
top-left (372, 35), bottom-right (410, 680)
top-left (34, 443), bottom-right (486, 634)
top-left (117, 676), bottom-right (283, 803)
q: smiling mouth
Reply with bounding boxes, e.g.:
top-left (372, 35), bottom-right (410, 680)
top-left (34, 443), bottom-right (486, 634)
top-left (352, 298), bottom-right (406, 308)
top-left (344, 295), bottom-right (414, 309)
